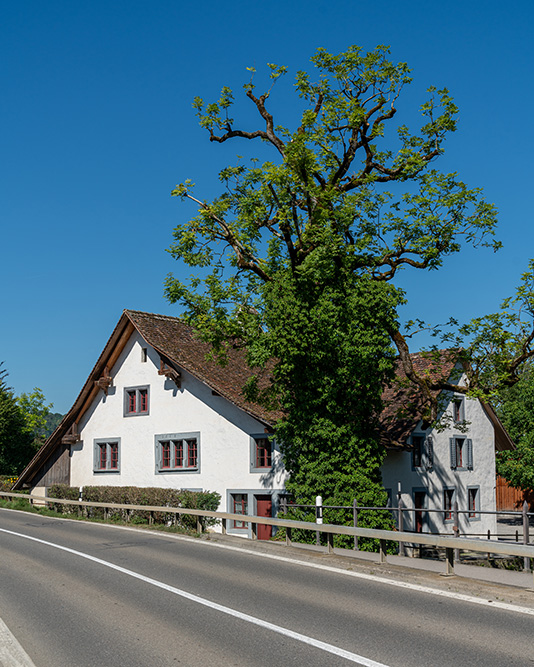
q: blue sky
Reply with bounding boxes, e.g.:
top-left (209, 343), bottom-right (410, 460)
top-left (1, 1), bottom-right (533, 413)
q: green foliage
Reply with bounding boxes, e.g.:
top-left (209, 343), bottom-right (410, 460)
top-left (0, 364), bottom-right (34, 475)
top-left (258, 270), bottom-right (398, 546)
top-left (47, 485), bottom-right (221, 530)
top-left (165, 46), bottom-right (500, 533)
top-left (17, 388), bottom-right (54, 451)
top-left (497, 441), bottom-right (534, 494)
top-left (409, 261), bottom-right (534, 404)
top-left (495, 364), bottom-right (534, 493)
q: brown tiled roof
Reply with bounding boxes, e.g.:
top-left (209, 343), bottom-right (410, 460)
top-left (379, 350), bottom-right (459, 448)
top-left (125, 310), bottom-right (281, 425)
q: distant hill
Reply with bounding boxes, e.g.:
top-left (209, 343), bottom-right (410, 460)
top-left (44, 412), bottom-right (63, 438)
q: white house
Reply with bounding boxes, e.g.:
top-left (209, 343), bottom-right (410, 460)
top-left (379, 353), bottom-right (514, 538)
top-left (16, 310), bottom-right (513, 540)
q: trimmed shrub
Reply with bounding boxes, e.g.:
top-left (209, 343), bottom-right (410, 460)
top-left (47, 484), bottom-right (80, 514)
top-left (46, 485), bottom-right (221, 530)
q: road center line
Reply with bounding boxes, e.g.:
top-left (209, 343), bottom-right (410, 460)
top-left (0, 527), bottom-right (388, 667)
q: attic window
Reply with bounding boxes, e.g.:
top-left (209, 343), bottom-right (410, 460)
top-left (141, 348), bottom-right (148, 363)
top-left (124, 386), bottom-right (149, 416)
top-left (453, 397), bottom-right (464, 423)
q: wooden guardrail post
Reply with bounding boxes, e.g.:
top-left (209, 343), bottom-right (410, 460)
top-left (353, 499), bottom-right (359, 551)
top-left (326, 532), bottom-right (334, 554)
top-left (444, 547), bottom-right (455, 576)
top-left (379, 539), bottom-right (387, 564)
top-left (222, 518), bottom-right (227, 534)
top-left (286, 526), bottom-right (292, 546)
top-left (251, 521), bottom-right (257, 540)
top-left (523, 501), bottom-right (530, 572)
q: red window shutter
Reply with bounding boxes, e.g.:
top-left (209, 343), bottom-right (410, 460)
top-left (233, 494), bottom-right (248, 528)
top-left (255, 438), bottom-right (271, 468)
top-left (139, 389), bottom-right (148, 412)
top-left (175, 441), bottom-right (184, 467)
top-left (128, 391), bottom-right (136, 413)
top-left (161, 441), bottom-right (171, 468)
top-left (99, 443), bottom-right (107, 470)
top-left (110, 443), bottom-right (118, 469)
top-left (187, 439), bottom-right (197, 468)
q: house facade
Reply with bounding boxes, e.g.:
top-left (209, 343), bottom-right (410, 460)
top-left (381, 393), bottom-right (508, 537)
top-left (15, 310), bottom-right (513, 540)
top-left (16, 310), bottom-right (287, 539)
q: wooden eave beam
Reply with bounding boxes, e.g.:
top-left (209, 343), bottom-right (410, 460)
top-left (158, 356), bottom-right (182, 387)
top-left (74, 321), bottom-right (135, 427)
top-left (94, 366), bottom-right (113, 394)
top-left (61, 423), bottom-right (80, 445)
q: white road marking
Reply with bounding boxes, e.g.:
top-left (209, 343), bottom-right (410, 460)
top-left (0, 617), bottom-right (37, 667)
top-left (3, 507), bottom-right (534, 617)
top-left (0, 527), bottom-right (388, 667)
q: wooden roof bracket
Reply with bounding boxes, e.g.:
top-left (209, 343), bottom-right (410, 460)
top-left (158, 357), bottom-right (181, 388)
top-left (94, 366), bottom-right (113, 394)
top-left (61, 423), bottom-right (80, 445)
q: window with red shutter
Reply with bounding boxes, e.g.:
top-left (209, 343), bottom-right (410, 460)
top-left (94, 439), bottom-right (120, 472)
top-left (161, 441), bottom-right (171, 468)
top-left (124, 387), bottom-right (149, 416)
top-left (155, 433), bottom-right (199, 473)
top-left (232, 494), bottom-right (248, 529)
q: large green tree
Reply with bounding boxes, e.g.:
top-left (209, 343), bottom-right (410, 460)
top-left (165, 46), bottom-right (530, 530)
top-left (0, 364), bottom-right (34, 475)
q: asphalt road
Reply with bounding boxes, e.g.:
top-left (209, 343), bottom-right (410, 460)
top-left (1, 508), bottom-right (534, 667)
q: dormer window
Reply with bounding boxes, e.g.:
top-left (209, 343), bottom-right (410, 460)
top-left (124, 386), bottom-right (149, 416)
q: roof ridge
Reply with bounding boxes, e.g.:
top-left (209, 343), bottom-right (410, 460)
top-left (125, 309), bottom-right (184, 323)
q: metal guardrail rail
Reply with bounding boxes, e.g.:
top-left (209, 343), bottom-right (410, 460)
top-left (2, 491), bottom-right (534, 584)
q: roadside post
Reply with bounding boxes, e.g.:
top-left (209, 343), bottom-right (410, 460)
top-left (316, 495), bottom-right (323, 546)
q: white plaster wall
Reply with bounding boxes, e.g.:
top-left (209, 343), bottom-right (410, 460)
top-left (381, 393), bottom-right (498, 537)
top-left (71, 332), bottom-right (288, 513)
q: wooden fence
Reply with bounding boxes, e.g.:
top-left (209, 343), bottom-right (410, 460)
top-left (496, 475), bottom-right (534, 512)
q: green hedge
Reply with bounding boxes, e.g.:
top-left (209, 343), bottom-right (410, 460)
top-left (46, 484), bottom-right (221, 530)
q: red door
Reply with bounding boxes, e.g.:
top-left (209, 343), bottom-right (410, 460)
top-left (414, 491), bottom-right (426, 533)
top-left (255, 495), bottom-right (272, 540)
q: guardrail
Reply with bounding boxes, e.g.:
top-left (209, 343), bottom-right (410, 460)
top-left (2, 491), bottom-right (534, 585)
